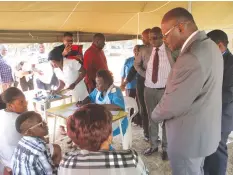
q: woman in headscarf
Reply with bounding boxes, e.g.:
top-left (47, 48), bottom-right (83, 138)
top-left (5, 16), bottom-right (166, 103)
top-left (48, 48), bottom-right (88, 102)
top-left (58, 104), bottom-right (149, 175)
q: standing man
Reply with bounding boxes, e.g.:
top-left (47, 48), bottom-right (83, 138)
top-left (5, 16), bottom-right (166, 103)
top-left (32, 43), bottom-right (58, 90)
top-left (134, 29), bottom-right (152, 142)
top-left (143, 27), bottom-right (174, 160)
top-left (152, 7), bottom-right (223, 175)
top-left (0, 45), bottom-right (13, 93)
top-left (55, 32), bottom-right (83, 64)
top-left (83, 33), bottom-right (108, 93)
top-left (204, 30), bottom-right (233, 175)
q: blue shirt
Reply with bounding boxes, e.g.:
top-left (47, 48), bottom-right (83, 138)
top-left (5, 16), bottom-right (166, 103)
top-left (89, 87), bottom-right (127, 136)
top-left (89, 87), bottom-right (125, 110)
top-left (121, 57), bottom-right (137, 89)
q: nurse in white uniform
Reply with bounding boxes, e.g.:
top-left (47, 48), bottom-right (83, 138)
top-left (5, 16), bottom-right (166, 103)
top-left (48, 48), bottom-right (88, 102)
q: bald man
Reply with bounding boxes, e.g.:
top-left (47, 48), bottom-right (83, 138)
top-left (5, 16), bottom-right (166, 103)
top-left (83, 33), bottom-right (108, 93)
top-left (133, 29), bottom-right (153, 142)
top-left (152, 7), bottom-right (223, 174)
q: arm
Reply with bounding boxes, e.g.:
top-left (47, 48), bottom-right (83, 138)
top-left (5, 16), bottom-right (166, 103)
top-left (134, 50), bottom-right (146, 77)
top-left (55, 80), bottom-right (65, 93)
top-left (102, 104), bottom-right (122, 111)
top-left (152, 55), bottom-right (203, 122)
top-left (126, 66), bottom-right (137, 83)
top-left (68, 63), bottom-right (86, 90)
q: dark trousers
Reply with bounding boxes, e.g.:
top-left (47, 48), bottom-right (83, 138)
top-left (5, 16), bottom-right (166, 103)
top-left (20, 76), bottom-right (34, 92)
top-left (136, 75), bottom-right (149, 138)
top-left (204, 131), bottom-right (231, 175)
top-left (36, 74), bottom-right (58, 90)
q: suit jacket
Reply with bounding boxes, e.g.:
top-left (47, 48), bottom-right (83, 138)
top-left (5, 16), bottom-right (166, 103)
top-left (222, 50), bottom-right (233, 132)
top-left (152, 31), bottom-right (223, 158)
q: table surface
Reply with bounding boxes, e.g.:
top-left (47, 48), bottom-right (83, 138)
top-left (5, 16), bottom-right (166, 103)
top-left (47, 102), bottom-right (128, 122)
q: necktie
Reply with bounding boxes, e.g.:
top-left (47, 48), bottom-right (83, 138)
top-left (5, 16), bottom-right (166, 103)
top-left (152, 48), bottom-right (159, 83)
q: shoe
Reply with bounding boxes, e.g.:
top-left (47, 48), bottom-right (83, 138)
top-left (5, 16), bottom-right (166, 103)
top-left (143, 147), bottom-right (158, 156)
top-left (161, 151), bottom-right (169, 161)
top-left (144, 136), bottom-right (149, 142)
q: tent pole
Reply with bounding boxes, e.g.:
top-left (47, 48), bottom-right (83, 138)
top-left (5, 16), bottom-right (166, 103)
top-left (188, 1), bottom-right (192, 13)
top-left (137, 13), bottom-right (140, 44)
top-left (76, 31), bottom-right (79, 44)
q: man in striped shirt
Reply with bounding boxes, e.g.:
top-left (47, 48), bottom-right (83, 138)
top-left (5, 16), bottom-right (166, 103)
top-left (143, 27), bottom-right (175, 160)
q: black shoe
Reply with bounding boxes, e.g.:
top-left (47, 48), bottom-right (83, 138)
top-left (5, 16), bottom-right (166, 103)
top-left (143, 147), bottom-right (158, 156)
top-left (161, 151), bottom-right (168, 161)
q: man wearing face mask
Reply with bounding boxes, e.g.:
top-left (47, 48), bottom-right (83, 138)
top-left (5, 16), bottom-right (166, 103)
top-left (83, 33), bottom-right (108, 93)
top-left (143, 27), bottom-right (175, 160)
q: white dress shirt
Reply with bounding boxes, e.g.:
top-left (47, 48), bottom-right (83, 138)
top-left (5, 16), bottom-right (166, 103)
top-left (181, 30), bottom-right (199, 53)
top-left (145, 43), bottom-right (171, 88)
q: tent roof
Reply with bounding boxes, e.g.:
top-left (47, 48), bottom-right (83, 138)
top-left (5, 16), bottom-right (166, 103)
top-left (0, 1), bottom-right (233, 42)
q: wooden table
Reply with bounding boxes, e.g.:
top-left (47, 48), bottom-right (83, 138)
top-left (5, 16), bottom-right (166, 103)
top-left (47, 103), bottom-right (128, 142)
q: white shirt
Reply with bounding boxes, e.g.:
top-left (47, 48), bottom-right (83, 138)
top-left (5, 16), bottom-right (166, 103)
top-left (54, 59), bottom-right (88, 101)
top-left (181, 30), bottom-right (199, 53)
top-left (0, 110), bottom-right (22, 173)
top-left (32, 52), bottom-right (53, 84)
top-left (145, 43), bottom-right (171, 88)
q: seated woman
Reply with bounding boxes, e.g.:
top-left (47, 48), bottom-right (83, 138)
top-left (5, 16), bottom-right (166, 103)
top-left (48, 48), bottom-right (88, 102)
top-left (58, 104), bottom-right (149, 175)
top-left (77, 69), bottom-right (127, 136)
top-left (0, 87), bottom-right (27, 174)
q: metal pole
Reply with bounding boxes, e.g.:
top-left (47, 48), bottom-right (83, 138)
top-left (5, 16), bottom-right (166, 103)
top-left (188, 1), bottom-right (192, 13)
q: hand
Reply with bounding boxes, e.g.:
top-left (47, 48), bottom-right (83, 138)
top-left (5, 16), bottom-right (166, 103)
top-left (37, 70), bottom-right (44, 76)
top-left (76, 100), bottom-right (83, 107)
top-left (120, 81), bottom-right (127, 91)
top-left (73, 55), bottom-right (83, 61)
top-left (62, 45), bottom-right (72, 57)
top-left (68, 83), bottom-right (76, 90)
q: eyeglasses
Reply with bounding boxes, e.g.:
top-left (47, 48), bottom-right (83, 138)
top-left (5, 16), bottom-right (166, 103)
top-left (150, 36), bottom-right (163, 41)
top-left (162, 21), bottom-right (191, 39)
top-left (162, 24), bottom-right (179, 40)
top-left (24, 121), bottom-right (47, 134)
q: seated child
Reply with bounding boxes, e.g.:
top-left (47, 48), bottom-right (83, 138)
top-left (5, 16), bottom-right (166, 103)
top-left (11, 111), bottom-right (61, 175)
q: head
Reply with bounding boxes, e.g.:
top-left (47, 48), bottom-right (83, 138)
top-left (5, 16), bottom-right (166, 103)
top-left (133, 45), bottom-right (142, 57)
top-left (15, 111), bottom-right (48, 138)
top-left (93, 33), bottom-right (105, 50)
top-left (96, 70), bottom-right (114, 92)
top-left (142, 28), bottom-right (151, 45)
top-left (39, 43), bottom-right (45, 53)
top-left (207, 30), bottom-right (228, 53)
top-left (0, 44), bottom-right (8, 57)
top-left (149, 27), bottom-right (164, 48)
top-left (48, 48), bottom-right (63, 68)
top-left (67, 104), bottom-right (112, 151)
top-left (63, 32), bottom-right (73, 46)
top-left (161, 7), bottom-right (198, 51)
top-left (2, 87), bottom-right (27, 114)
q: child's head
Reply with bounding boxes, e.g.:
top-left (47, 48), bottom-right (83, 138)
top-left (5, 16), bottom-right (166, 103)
top-left (15, 111), bottom-right (48, 138)
top-left (1, 87), bottom-right (27, 114)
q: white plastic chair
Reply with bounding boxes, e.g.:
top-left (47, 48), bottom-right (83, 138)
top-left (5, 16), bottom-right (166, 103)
top-left (121, 96), bottom-right (139, 149)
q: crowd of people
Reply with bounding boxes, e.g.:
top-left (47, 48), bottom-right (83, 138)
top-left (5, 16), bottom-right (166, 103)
top-left (0, 6), bottom-right (232, 175)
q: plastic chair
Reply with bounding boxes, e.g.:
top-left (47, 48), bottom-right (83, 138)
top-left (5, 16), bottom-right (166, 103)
top-left (121, 96), bottom-right (139, 149)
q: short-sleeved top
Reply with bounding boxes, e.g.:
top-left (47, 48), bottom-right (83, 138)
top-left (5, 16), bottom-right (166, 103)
top-left (32, 52), bottom-right (54, 84)
top-left (89, 87), bottom-right (125, 110)
top-left (0, 110), bottom-right (21, 173)
top-left (121, 56), bottom-right (137, 89)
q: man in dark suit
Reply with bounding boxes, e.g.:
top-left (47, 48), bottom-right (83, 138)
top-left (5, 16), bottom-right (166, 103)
top-left (204, 30), bottom-right (233, 175)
